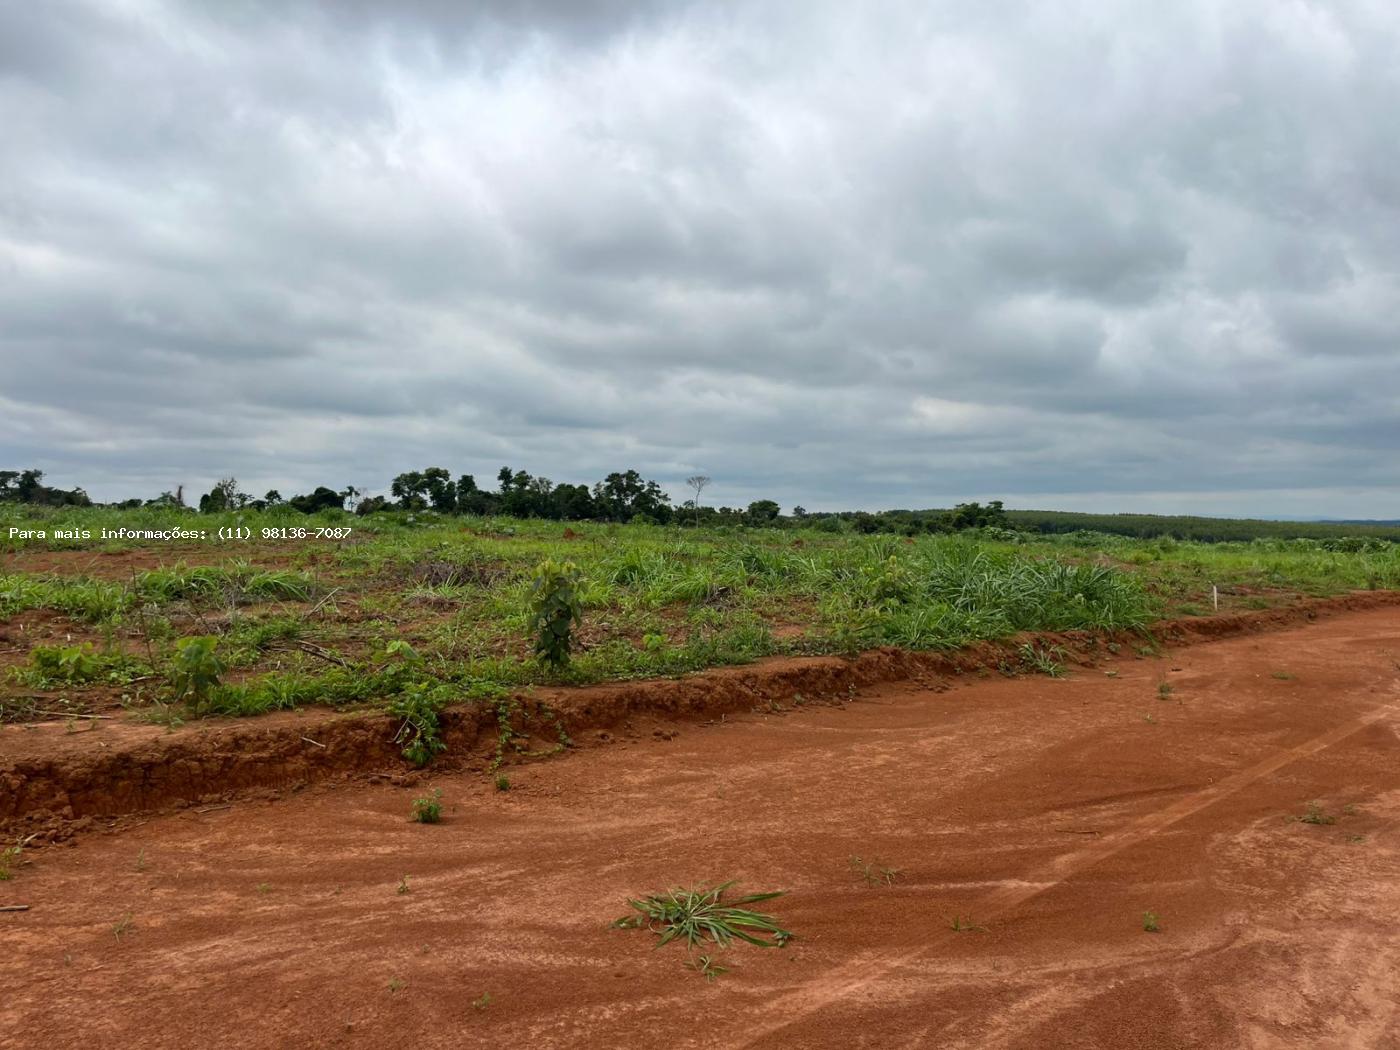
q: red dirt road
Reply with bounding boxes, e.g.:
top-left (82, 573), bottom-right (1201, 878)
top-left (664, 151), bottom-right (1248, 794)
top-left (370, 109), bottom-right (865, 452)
top-left (5, 608), bottom-right (1400, 1049)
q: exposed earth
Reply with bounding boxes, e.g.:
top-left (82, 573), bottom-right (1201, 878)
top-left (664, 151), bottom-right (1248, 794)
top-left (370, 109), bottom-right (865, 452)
top-left (4, 606), bottom-right (1399, 1049)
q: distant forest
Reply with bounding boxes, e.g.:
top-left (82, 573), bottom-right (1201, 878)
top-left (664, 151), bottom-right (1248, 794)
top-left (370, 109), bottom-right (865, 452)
top-left (3, 466), bottom-right (1399, 543)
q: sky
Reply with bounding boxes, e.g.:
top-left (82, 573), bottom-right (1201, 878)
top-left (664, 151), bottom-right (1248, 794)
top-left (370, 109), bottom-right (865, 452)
top-left (3, 0), bottom-right (1399, 517)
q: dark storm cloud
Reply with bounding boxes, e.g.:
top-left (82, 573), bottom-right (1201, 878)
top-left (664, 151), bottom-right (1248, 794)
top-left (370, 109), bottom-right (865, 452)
top-left (3, 0), bottom-right (1400, 515)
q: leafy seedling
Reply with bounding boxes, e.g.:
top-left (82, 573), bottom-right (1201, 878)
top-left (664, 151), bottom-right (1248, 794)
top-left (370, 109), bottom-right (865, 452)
top-left (397, 875), bottom-right (411, 895)
top-left (849, 855), bottom-right (900, 887)
top-left (471, 992), bottom-right (492, 1011)
top-left (411, 790), bottom-right (443, 824)
top-left (0, 838), bottom-right (25, 881)
top-left (1142, 911), bottom-right (1161, 933)
top-left (689, 954), bottom-right (729, 982)
top-left (112, 912), bottom-right (134, 941)
top-left (494, 774), bottom-right (511, 792)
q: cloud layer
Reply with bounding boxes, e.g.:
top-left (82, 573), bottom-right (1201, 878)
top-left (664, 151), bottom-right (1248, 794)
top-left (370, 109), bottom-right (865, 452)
top-left (3, 0), bottom-right (1399, 515)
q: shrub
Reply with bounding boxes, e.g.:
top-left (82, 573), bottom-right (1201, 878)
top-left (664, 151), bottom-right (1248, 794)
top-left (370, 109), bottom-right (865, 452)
top-left (529, 559), bottom-right (582, 668)
top-left (388, 683), bottom-right (448, 767)
top-left (410, 790), bottom-right (443, 824)
top-left (168, 636), bottom-right (225, 715)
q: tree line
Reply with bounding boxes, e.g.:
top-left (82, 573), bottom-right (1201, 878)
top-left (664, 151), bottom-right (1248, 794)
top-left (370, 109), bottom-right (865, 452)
top-left (13, 463), bottom-right (1394, 543)
top-left (0, 464), bottom-right (1012, 533)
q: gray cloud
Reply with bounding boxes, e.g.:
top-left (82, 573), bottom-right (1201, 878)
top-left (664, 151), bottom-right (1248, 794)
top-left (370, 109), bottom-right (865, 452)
top-left (3, 0), bottom-right (1400, 516)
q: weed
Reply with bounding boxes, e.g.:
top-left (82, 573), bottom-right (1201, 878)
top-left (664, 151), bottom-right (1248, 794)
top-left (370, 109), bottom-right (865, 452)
top-left (948, 916), bottom-right (985, 932)
top-left (1296, 802), bottom-right (1336, 826)
top-left (849, 855), bottom-right (900, 887)
top-left (529, 559), bottom-right (583, 669)
top-left (0, 838), bottom-right (23, 880)
top-left (494, 774), bottom-right (511, 792)
top-left (168, 636), bottom-right (225, 716)
top-left (471, 992), bottom-right (492, 1011)
top-left (388, 684), bottom-right (448, 767)
top-left (112, 912), bottom-right (134, 941)
top-left (411, 789), bottom-right (443, 824)
top-left (15, 644), bottom-right (141, 687)
top-left (388, 978), bottom-right (406, 994)
top-left (257, 882), bottom-right (271, 894)
top-left (135, 848), bottom-right (147, 873)
top-left (1348, 834), bottom-right (1366, 844)
top-left (689, 954), bottom-right (729, 981)
top-left (1019, 643), bottom-right (1068, 677)
top-left (1142, 910), bottom-right (1161, 933)
top-left (614, 881), bottom-right (793, 949)
top-left (397, 875), bottom-right (410, 895)
top-left (1156, 681), bottom-right (1174, 699)
top-left (1271, 670), bottom-right (1295, 681)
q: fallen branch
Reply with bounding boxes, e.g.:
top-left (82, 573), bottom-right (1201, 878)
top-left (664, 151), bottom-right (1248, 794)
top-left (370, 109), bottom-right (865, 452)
top-left (287, 640), bottom-right (350, 668)
top-left (29, 710), bottom-right (115, 721)
top-left (299, 735), bottom-right (327, 748)
top-left (194, 803), bottom-right (233, 814)
top-left (0, 905), bottom-right (30, 913)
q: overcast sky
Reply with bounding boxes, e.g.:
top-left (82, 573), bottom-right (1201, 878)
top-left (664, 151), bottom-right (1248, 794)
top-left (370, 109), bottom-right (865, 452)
top-left (3, 1), bottom-right (1399, 516)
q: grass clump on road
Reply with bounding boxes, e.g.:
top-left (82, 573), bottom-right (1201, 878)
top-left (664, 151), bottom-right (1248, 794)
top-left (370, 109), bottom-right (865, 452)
top-left (613, 881), bottom-right (793, 951)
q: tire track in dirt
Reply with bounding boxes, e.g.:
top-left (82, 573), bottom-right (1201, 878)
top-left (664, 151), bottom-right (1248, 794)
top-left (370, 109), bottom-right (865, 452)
top-left (715, 689), bottom-right (1400, 1050)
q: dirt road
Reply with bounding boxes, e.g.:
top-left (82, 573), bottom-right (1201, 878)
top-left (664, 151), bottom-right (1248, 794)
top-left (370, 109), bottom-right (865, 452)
top-left (4, 607), bottom-right (1399, 1049)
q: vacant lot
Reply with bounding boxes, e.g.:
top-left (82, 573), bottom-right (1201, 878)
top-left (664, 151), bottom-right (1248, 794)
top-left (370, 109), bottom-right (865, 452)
top-left (4, 510), bottom-right (1400, 1047)
top-left (3, 604), bottom-right (1398, 1048)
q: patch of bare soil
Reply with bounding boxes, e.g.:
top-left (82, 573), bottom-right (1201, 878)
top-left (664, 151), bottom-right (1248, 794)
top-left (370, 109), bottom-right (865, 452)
top-left (2, 603), bottom-right (1400, 1047)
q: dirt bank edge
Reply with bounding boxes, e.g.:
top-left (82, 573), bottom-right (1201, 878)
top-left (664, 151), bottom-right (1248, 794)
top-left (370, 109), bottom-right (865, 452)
top-left (6, 590), bottom-right (1399, 836)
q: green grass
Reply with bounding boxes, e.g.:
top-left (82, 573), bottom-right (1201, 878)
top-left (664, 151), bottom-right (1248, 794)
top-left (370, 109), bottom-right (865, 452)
top-left (4, 504), bottom-right (1400, 731)
top-left (613, 881), bottom-right (793, 949)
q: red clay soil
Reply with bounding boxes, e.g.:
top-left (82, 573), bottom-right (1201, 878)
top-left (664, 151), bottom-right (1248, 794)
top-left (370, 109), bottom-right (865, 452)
top-left (4, 604), bottom-right (1400, 1048)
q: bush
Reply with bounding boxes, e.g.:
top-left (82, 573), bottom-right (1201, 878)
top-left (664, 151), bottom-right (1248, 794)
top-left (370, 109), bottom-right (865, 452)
top-left (529, 559), bottom-right (583, 668)
top-left (169, 636), bottom-right (225, 715)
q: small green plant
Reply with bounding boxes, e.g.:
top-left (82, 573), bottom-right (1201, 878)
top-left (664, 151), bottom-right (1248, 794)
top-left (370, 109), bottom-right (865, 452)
top-left (168, 635), bottom-right (226, 715)
top-left (614, 881), bottom-right (793, 949)
top-left (388, 978), bottom-right (406, 994)
top-left (849, 855), bottom-right (900, 887)
top-left (1142, 910), bottom-right (1161, 933)
top-left (256, 882), bottom-right (271, 894)
top-left (1271, 670), bottom-right (1295, 681)
top-left (388, 683), bottom-right (447, 767)
top-left (1296, 802), bottom-right (1336, 825)
top-left (1157, 681), bottom-right (1174, 699)
top-left (135, 848), bottom-right (147, 872)
top-left (113, 912), bottom-right (134, 941)
top-left (529, 559), bottom-right (583, 668)
top-left (471, 992), bottom-right (492, 1011)
top-left (494, 774), bottom-right (511, 792)
top-left (948, 916), bottom-right (985, 932)
top-left (0, 838), bottom-right (23, 880)
top-left (1019, 643), bottom-right (1067, 678)
top-left (21, 644), bottom-right (100, 684)
top-left (411, 789), bottom-right (443, 824)
top-left (397, 875), bottom-right (410, 895)
top-left (689, 954), bottom-right (729, 981)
